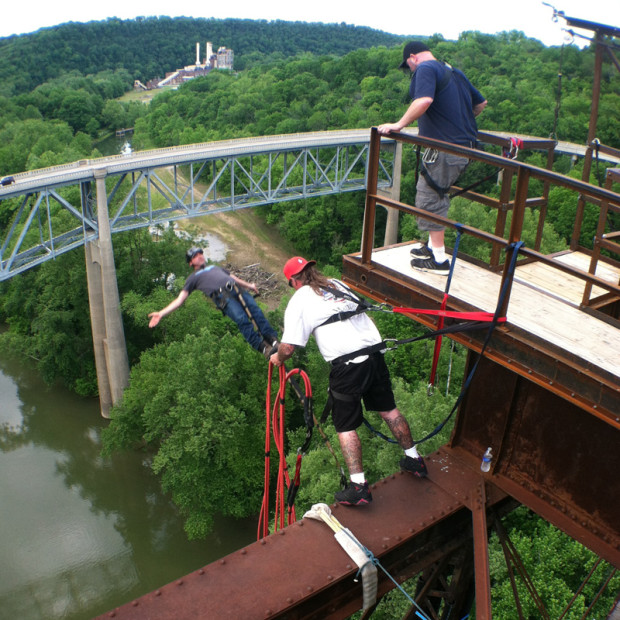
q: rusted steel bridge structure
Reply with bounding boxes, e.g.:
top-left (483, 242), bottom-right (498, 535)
top-left (98, 16), bottom-right (620, 620)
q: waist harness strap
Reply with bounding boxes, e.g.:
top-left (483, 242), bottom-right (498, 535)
top-left (210, 281), bottom-right (235, 310)
top-left (420, 163), bottom-right (452, 198)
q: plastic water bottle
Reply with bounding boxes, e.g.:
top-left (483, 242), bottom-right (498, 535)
top-left (481, 447), bottom-right (493, 473)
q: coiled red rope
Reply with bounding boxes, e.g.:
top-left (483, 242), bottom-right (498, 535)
top-left (258, 363), bottom-right (312, 540)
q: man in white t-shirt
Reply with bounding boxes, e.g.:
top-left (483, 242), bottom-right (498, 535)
top-left (271, 256), bottom-right (427, 506)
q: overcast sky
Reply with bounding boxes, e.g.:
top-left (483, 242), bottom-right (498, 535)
top-left (1, 0), bottom-right (617, 47)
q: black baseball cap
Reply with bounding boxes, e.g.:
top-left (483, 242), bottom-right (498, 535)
top-left (399, 41), bottom-right (430, 68)
top-left (186, 247), bottom-right (203, 263)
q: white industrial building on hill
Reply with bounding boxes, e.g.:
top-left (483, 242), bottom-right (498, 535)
top-left (135, 42), bottom-right (234, 91)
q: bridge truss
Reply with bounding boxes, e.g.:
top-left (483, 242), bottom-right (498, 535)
top-left (0, 130), bottom-right (396, 281)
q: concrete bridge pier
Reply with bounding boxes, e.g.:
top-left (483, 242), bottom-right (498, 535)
top-left (85, 168), bottom-right (130, 418)
top-left (378, 141), bottom-right (402, 246)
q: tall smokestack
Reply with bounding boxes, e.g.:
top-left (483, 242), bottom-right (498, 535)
top-left (206, 42), bottom-right (213, 64)
top-left (196, 42), bottom-right (200, 66)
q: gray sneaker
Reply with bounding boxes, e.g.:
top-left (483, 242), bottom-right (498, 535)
top-left (409, 242), bottom-right (433, 259)
top-left (410, 256), bottom-right (450, 275)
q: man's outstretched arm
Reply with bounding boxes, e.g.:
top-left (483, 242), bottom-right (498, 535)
top-left (148, 290), bottom-right (189, 328)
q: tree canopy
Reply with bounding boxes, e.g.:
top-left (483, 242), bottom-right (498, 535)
top-left (0, 17), bottom-right (405, 96)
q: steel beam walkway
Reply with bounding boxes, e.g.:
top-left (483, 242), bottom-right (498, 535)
top-left (95, 447), bottom-right (513, 620)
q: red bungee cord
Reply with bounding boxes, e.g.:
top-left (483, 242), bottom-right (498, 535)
top-left (258, 363), bottom-right (312, 540)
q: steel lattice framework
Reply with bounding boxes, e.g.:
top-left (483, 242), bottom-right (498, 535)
top-left (0, 130), bottom-right (398, 281)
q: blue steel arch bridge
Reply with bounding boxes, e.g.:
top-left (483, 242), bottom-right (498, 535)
top-left (0, 130), bottom-right (395, 280)
top-left (0, 128), bottom-right (611, 281)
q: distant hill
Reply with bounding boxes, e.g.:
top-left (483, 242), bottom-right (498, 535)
top-left (0, 16), bottom-right (408, 96)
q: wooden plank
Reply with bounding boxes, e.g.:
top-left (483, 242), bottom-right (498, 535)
top-left (513, 251), bottom-right (619, 305)
top-left (369, 245), bottom-right (620, 379)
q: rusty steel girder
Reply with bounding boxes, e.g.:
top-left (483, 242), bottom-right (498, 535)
top-left (451, 353), bottom-right (620, 567)
top-left (96, 451), bottom-right (514, 620)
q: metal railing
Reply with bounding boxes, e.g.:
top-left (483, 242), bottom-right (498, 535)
top-left (362, 127), bottom-right (620, 319)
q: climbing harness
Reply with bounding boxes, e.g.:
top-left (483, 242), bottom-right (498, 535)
top-left (324, 307), bottom-right (504, 367)
top-left (224, 281), bottom-right (276, 353)
top-left (314, 283), bottom-right (384, 327)
top-left (415, 133), bottom-right (524, 202)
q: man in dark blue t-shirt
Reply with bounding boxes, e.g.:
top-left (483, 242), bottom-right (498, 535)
top-left (378, 41), bottom-right (487, 274)
top-left (148, 247), bottom-right (278, 357)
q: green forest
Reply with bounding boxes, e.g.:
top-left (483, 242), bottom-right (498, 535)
top-left (0, 17), bottom-right (619, 618)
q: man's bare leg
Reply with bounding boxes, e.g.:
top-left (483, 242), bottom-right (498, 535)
top-left (338, 430), bottom-right (363, 475)
top-left (380, 408), bottom-right (414, 449)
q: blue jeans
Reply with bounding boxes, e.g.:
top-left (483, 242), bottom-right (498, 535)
top-left (219, 290), bottom-right (277, 351)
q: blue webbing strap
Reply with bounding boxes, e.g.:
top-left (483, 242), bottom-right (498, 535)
top-left (411, 240), bottom-right (524, 446)
top-left (342, 527), bottom-right (432, 620)
top-left (428, 226), bottom-right (463, 393)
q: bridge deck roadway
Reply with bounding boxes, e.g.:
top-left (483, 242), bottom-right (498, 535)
top-left (97, 447), bottom-right (508, 619)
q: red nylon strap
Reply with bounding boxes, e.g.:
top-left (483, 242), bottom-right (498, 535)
top-left (257, 364), bottom-right (275, 540)
top-left (396, 302), bottom-right (507, 392)
top-left (394, 307), bottom-right (507, 323)
top-left (428, 294), bottom-right (449, 389)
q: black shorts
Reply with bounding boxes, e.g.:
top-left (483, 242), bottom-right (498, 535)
top-left (328, 353), bottom-right (396, 433)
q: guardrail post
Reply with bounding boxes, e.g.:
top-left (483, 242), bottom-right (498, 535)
top-left (572, 32), bottom-right (604, 251)
top-left (85, 168), bottom-right (130, 418)
top-left (498, 166), bottom-right (530, 316)
top-left (361, 128), bottom-right (381, 263)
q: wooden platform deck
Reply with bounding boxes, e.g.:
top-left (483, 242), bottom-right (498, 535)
top-left (342, 244), bottom-right (620, 426)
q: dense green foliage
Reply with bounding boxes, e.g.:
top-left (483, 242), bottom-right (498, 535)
top-left (0, 18), bottom-right (618, 616)
top-left (0, 228), bottom-right (187, 393)
top-left (125, 30), bottom-right (617, 263)
top-left (0, 17), bottom-right (404, 96)
top-left (132, 30), bottom-right (619, 147)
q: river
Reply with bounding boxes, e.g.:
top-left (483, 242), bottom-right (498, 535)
top-left (0, 354), bottom-right (256, 619)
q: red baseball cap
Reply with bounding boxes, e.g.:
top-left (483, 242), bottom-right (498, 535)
top-left (283, 256), bottom-right (316, 281)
